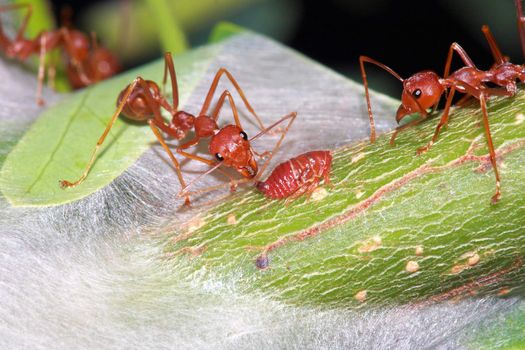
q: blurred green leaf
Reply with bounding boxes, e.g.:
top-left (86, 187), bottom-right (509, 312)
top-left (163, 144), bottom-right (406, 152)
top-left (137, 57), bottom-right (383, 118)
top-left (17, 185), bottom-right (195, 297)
top-left (144, 0), bottom-right (188, 54)
top-left (208, 21), bottom-right (247, 43)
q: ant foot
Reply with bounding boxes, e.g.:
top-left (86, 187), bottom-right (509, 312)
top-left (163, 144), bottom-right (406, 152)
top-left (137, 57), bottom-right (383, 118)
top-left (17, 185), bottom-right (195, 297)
top-left (229, 181), bottom-right (238, 192)
top-left (183, 196), bottom-right (191, 207)
top-left (389, 134), bottom-right (398, 146)
top-left (491, 192), bottom-right (501, 205)
top-left (59, 180), bottom-right (73, 189)
top-left (416, 143), bottom-right (432, 156)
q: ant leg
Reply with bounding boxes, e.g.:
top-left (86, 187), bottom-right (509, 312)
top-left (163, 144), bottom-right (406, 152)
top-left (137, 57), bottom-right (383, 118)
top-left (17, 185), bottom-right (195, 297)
top-left (36, 34), bottom-right (48, 106)
top-left (515, 0), bottom-right (525, 60)
top-left (47, 57), bottom-right (57, 89)
top-left (0, 3), bottom-right (32, 42)
top-left (443, 42), bottom-right (477, 78)
top-left (176, 89), bottom-right (260, 151)
top-left (209, 90), bottom-right (243, 126)
top-left (359, 56), bottom-right (404, 143)
top-left (89, 31), bottom-right (101, 82)
top-left (60, 77), bottom-right (170, 188)
top-left (481, 25), bottom-right (508, 64)
top-left (479, 93), bottom-right (501, 203)
top-left (60, 28), bottom-right (92, 86)
top-left (162, 52), bottom-right (180, 110)
top-left (174, 150), bottom-right (242, 195)
top-left (250, 112), bottom-right (297, 179)
top-left (416, 85), bottom-right (457, 155)
top-left (148, 119), bottom-right (190, 206)
top-left (389, 117), bottom-right (427, 146)
top-left (199, 68), bottom-right (266, 130)
top-left (177, 112), bottom-right (297, 199)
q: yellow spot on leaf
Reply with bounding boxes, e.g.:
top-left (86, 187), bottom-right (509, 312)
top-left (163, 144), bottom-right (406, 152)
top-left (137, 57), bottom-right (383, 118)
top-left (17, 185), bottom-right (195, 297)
top-left (467, 253), bottom-right (480, 266)
top-left (515, 113), bottom-right (524, 125)
top-left (185, 216), bottom-right (205, 234)
top-left (227, 213), bottom-right (237, 225)
top-left (311, 187), bottom-right (328, 201)
top-left (450, 264), bottom-right (467, 275)
top-left (355, 290), bottom-right (367, 302)
top-left (406, 260), bottom-right (419, 273)
top-left (358, 236), bottom-right (382, 253)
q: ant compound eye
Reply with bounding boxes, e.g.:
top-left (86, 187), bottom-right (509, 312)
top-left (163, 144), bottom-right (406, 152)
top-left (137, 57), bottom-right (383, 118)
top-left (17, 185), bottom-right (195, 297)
top-left (215, 153), bottom-right (224, 161)
top-left (412, 89), bottom-right (422, 98)
top-left (240, 131), bottom-right (248, 140)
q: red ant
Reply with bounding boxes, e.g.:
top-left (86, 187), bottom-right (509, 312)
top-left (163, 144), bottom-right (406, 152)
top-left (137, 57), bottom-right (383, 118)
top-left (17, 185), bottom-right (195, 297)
top-left (59, 52), bottom-right (297, 206)
top-left (0, 3), bottom-right (120, 104)
top-left (359, 0), bottom-right (525, 204)
top-left (256, 150), bottom-right (332, 201)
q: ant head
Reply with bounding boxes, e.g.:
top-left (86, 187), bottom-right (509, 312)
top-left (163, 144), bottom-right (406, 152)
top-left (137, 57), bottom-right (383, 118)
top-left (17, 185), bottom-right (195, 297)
top-left (116, 80), bottom-right (161, 121)
top-left (209, 125), bottom-right (258, 178)
top-left (397, 71), bottom-right (444, 123)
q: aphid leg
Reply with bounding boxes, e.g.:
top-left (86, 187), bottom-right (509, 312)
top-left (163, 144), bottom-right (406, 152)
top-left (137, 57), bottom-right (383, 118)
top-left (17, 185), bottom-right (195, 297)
top-left (283, 178), bottom-right (320, 206)
top-left (162, 52), bottom-right (179, 110)
top-left (323, 157), bottom-right (333, 188)
top-left (148, 120), bottom-right (190, 206)
top-left (60, 77), bottom-right (171, 188)
top-left (515, 0), bottom-right (525, 60)
top-left (416, 85), bottom-right (457, 155)
top-left (481, 25), bottom-right (508, 64)
top-left (359, 56), bottom-right (404, 143)
top-left (199, 68), bottom-right (266, 130)
top-left (479, 92), bottom-right (501, 204)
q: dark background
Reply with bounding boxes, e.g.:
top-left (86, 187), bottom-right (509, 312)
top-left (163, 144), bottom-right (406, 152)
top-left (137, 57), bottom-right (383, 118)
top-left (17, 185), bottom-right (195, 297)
top-left (48, 0), bottom-right (522, 98)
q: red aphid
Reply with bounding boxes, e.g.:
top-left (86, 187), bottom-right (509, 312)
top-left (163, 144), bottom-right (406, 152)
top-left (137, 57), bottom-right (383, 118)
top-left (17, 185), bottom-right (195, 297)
top-left (256, 151), bottom-right (332, 200)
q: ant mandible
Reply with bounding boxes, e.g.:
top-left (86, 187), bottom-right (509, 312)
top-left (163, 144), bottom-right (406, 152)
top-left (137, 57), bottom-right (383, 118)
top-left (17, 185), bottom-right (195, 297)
top-left (359, 0), bottom-right (525, 204)
top-left (59, 52), bottom-right (296, 206)
top-left (0, 3), bottom-right (120, 104)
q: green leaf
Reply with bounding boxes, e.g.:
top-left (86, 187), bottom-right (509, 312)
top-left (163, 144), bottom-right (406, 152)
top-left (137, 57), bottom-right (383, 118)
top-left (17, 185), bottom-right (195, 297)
top-left (165, 92), bottom-right (525, 307)
top-left (12, 0), bottom-right (55, 37)
top-left (0, 44), bottom-right (220, 207)
top-left (208, 21), bottom-right (247, 43)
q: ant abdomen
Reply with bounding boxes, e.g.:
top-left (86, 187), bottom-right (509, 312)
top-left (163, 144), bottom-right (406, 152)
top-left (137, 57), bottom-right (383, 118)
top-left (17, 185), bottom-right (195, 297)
top-left (116, 80), bottom-right (161, 121)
